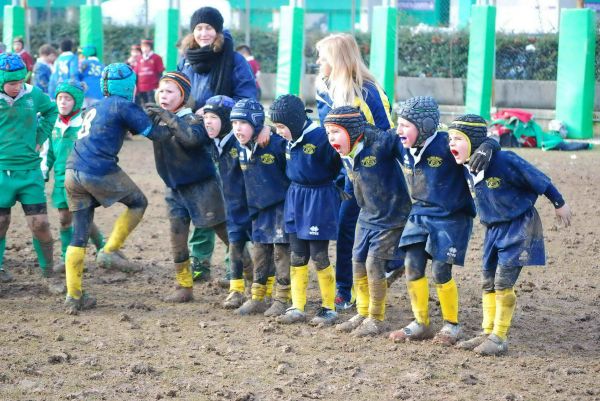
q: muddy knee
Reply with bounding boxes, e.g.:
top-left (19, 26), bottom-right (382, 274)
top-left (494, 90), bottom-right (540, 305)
top-left (58, 209), bottom-right (73, 230)
top-left (366, 256), bottom-right (387, 280)
top-left (431, 260), bottom-right (452, 285)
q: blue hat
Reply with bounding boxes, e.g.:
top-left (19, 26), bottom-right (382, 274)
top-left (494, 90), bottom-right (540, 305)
top-left (80, 45), bottom-right (97, 58)
top-left (100, 63), bottom-right (137, 101)
top-left (397, 96), bottom-right (440, 147)
top-left (55, 80), bottom-right (86, 112)
top-left (230, 98), bottom-right (265, 135)
top-left (0, 53), bottom-right (27, 89)
top-left (205, 95), bottom-right (235, 136)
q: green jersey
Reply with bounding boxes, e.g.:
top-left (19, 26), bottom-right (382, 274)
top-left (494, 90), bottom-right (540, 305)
top-left (41, 112), bottom-right (83, 187)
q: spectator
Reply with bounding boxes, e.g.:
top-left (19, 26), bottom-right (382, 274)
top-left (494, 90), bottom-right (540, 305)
top-left (78, 45), bottom-right (104, 106)
top-left (127, 44), bottom-right (141, 69)
top-left (32, 44), bottom-right (57, 95)
top-left (133, 39), bottom-right (164, 105)
top-left (236, 44), bottom-right (261, 100)
top-left (48, 38), bottom-right (80, 98)
top-left (12, 36), bottom-right (34, 73)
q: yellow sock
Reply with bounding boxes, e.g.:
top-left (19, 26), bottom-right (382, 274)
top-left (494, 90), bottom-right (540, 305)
top-left (230, 278), bottom-right (245, 293)
top-left (251, 283), bottom-right (267, 301)
top-left (482, 291), bottom-right (496, 334)
top-left (175, 259), bottom-right (193, 288)
top-left (316, 265), bottom-right (336, 310)
top-left (265, 275), bottom-right (275, 298)
top-left (290, 265), bottom-right (309, 311)
top-left (436, 278), bottom-right (459, 324)
top-left (407, 276), bottom-right (430, 326)
top-left (368, 278), bottom-right (387, 321)
top-left (104, 209), bottom-right (143, 253)
top-left (354, 275), bottom-right (369, 317)
top-left (65, 246), bottom-right (85, 299)
top-left (493, 288), bottom-right (516, 340)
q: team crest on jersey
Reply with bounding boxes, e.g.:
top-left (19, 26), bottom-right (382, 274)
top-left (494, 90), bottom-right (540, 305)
top-left (361, 156), bottom-right (377, 168)
top-left (229, 148), bottom-right (238, 159)
top-left (260, 153), bottom-right (275, 164)
top-left (427, 156), bottom-right (443, 168)
top-left (486, 177), bottom-right (502, 189)
top-left (303, 143), bottom-right (316, 155)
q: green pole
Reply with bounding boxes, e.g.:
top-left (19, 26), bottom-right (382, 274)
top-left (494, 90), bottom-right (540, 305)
top-left (80, 5), bottom-right (104, 61)
top-left (275, 5), bottom-right (304, 97)
top-left (155, 7), bottom-right (180, 71)
top-left (465, 5), bottom-right (496, 120)
top-left (3, 5), bottom-right (26, 50)
top-left (370, 6), bottom-right (397, 103)
top-left (457, 0), bottom-right (476, 29)
top-left (555, 8), bottom-right (595, 139)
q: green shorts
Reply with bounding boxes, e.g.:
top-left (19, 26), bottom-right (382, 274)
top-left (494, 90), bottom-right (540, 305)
top-left (51, 185), bottom-right (69, 209)
top-left (0, 169), bottom-right (47, 208)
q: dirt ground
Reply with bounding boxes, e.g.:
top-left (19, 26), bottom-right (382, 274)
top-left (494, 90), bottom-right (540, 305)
top-left (0, 138), bottom-right (598, 401)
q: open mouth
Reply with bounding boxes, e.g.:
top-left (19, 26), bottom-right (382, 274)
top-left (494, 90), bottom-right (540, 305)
top-left (332, 143), bottom-right (341, 151)
top-left (399, 136), bottom-right (408, 143)
top-left (451, 149), bottom-right (459, 157)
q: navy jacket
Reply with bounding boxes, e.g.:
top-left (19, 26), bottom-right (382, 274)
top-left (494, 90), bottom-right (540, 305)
top-left (467, 150), bottom-right (562, 226)
top-left (239, 133), bottom-right (290, 217)
top-left (398, 131), bottom-right (476, 218)
top-left (286, 120), bottom-right (341, 185)
top-left (152, 108), bottom-right (216, 189)
top-left (342, 126), bottom-right (412, 230)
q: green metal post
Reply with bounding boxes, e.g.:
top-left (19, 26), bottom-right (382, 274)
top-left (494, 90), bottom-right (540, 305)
top-left (369, 6), bottom-right (397, 103)
top-left (465, 5), bottom-right (496, 120)
top-left (457, 0), bottom-right (476, 29)
top-left (3, 5), bottom-right (26, 50)
top-left (555, 8), bottom-right (596, 139)
top-left (155, 7), bottom-right (180, 71)
top-left (275, 5), bottom-right (304, 97)
top-left (80, 5), bottom-right (104, 61)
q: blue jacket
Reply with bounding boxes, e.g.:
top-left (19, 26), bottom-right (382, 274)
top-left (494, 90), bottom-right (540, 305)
top-left (32, 61), bottom-right (52, 95)
top-left (286, 120), bottom-right (341, 185)
top-left (466, 150), bottom-right (563, 226)
top-left (342, 126), bottom-right (412, 230)
top-left (316, 79), bottom-right (394, 130)
top-left (398, 131), bottom-right (476, 218)
top-left (177, 32), bottom-right (257, 110)
top-left (213, 132), bottom-right (251, 229)
top-left (67, 96), bottom-right (153, 175)
top-left (80, 57), bottom-right (104, 100)
top-left (49, 52), bottom-right (80, 97)
top-left (152, 108), bottom-right (216, 189)
top-left (239, 133), bottom-right (290, 217)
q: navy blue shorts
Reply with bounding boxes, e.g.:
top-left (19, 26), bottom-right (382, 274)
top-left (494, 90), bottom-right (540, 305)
top-left (225, 203), bottom-right (252, 243)
top-left (353, 223), bottom-right (405, 263)
top-left (482, 207), bottom-right (545, 270)
top-left (284, 182), bottom-right (340, 240)
top-left (165, 178), bottom-right (226, 228)
top-left (65, 168), bottom-right (142, 211)
top-left (399, 213), bottom-right (473, 266)
top-left (252, 202), bottom-right (289, 244)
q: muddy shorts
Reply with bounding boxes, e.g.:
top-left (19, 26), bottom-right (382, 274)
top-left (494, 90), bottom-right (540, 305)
top-left (65, 168), bottom-right (143, 211)
top-left (51, 185), bottom-right (69, 209)
top-left (399, 213), bottom-right (473, 266)
top-left (482, 207), bottom-right (545, 270)
top-left (252, 202), bottom-right (288, 244)
top-left (353, 223), bottom-right (405, 262)
top-left (0, 169), bottom-right (47, 208)
top-left (165, 178), bottom-right (226, 229)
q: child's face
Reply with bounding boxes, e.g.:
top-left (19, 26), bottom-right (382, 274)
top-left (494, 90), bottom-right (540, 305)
top-left (448, 132), bottom-right (470, 165)
top-left (396, 117), bottom-right (419, 148)
top-left (326, 124), bottom-right (350, 156)
top-left (204, 112), bottom-right (222, 139)
top-left (156, 80), bottom-right (183, 112)
top-left (57, 93), bottom-right (75, 115)
top-left (193, 23), bottom-right (217, 47)
top-left (131, 49), bottom-right (141, 57)
top-left (274, 123), bottom-right (292, 141)
top-left (3, 80), bottom-right (24, 98)
top-left (47, 53), bottom-right (57, 64)
top-left (316, 52), bottom-right (332, 77)
top-left (141, 44), bottom-right (151, 55)
top-left (13, 41), bottom-right (23, 52)
top-left (233, 120), bottom-right (254, 145)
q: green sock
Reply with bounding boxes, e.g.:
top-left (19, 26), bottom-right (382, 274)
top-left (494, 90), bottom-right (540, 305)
top-left (32, 237), bottom-right (48, 272)
top-left (90, 230), bottom-right (105, 251)
top-left (59, 227), bottom-right (73, 259)
top-left (0, 237), bottom-right (5, 270)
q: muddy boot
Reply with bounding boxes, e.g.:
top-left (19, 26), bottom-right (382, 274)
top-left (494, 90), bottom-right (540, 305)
top-left (45, 276), bottom-right (66, 295)
top-left (474, 334), bottom-right (508, 356)
top-left (336, 314), bottom-right (366, 333)
top-left (389, 320), bottom-right (434, 342)
top-left (264, 299), bottom-right (289, 317)
top-left (456, 333), bottom-right (489, 351)
top-left (276, 307), bottom-right (307, 324)
top-left (0, 268), bottom-right (14, 283)
top-left (164, 286), bottom-right (193, 303)
top-left (310, 307), bottom-right (338, 327)
top-left (64, 292), bottom-right (96, 315)
top-left (236, 299), bottom-right (267, 315)
top-left (223, 291), bottom-right (245, 309)
top-left (96, 249), bottom-right (142, 273)
top-left (432, 322), bottom-right (464, 346)
top-left (352, 317), bottom-right (384, 337)
top-left (53, 259), bottom-right (66, 274)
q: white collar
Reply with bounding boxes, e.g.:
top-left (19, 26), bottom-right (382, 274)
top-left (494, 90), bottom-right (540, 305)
top-left (176, 107), bottom-right (192, 117)
top-left (214, 132), bottom-right (235, 155)
top-left (409, 132), bottom-right (438, 165)
top-left (466, 164), bottom-right (485, 186)
top-left (289, 121), bottom-right (319, 149)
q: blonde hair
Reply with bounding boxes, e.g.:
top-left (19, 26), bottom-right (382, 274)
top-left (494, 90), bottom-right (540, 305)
top-left (186, 32), bottom-right (225, 53)
top-left (315, 33), bottom-right (377, 107)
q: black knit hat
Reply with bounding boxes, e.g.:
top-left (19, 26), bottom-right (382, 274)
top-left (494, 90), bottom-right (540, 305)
top-left (397, 96), bottom-right (440, 147)
top-left (205, 95), bottom-right (235, 136)
top-left (448, 114), bottom-right (488, 156)
top-left (269, 94), bottom-right (308, 141)
top-left (324, 106), bottom-right (366, 148)
top-left (190, 7), bottom-right (224, 33)
top-left (160, 71), bottom-right (191, 104)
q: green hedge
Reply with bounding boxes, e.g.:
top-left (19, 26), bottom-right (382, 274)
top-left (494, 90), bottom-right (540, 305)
top-left (2, 21), bottom-right (598, 81)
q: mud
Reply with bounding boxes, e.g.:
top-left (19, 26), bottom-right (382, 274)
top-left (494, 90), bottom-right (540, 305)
top-left (0, 140), bottom-right (598, 400)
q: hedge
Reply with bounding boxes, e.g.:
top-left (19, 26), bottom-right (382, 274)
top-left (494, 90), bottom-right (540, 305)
top-left (2, 21), bottom-right (598, 81)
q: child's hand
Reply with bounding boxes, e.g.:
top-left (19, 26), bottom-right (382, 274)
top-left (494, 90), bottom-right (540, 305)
top-left (145, 104), bottom-right (176, 126)
top-left (555, 204), bottom-right (572, 227)
top-left (256, 125), bottom-right (271, 148)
